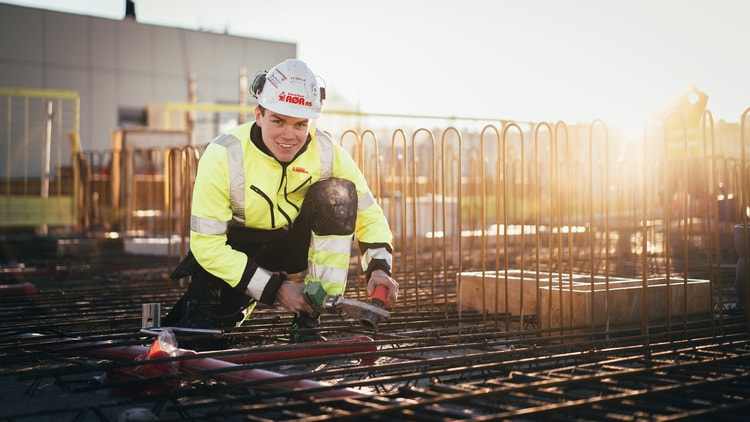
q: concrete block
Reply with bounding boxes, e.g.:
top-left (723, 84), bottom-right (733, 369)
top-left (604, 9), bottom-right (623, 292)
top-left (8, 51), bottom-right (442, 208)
top-left (123, 236), bottom-right (188, 256)
top-left (539, 277), bottom-right (712, 330)
top-left (459, 270), bottom-right (711, 330)
top-left (459, 270), bottom-right (628, 317)
top-left (57, 237), bottom-right (100, 257)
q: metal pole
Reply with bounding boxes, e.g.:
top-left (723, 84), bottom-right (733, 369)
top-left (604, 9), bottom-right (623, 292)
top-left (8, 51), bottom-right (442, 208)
top-left (42, 100), bottom-right (53, 198)
top-left (39, 100), bottom-right (54, 235)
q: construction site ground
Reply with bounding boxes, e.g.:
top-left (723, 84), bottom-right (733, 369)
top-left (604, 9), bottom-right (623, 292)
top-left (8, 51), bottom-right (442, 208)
top-left (1, 236), bottom-right (749, 421)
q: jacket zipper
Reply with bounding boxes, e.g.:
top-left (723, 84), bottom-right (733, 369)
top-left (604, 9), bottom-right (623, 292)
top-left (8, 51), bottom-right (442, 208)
top-left (250, 185), bottom-right (276, 228)
top-left (249, 171), bottom-right (312, 230)
top-left (286, 175), bottom-right (311, 212)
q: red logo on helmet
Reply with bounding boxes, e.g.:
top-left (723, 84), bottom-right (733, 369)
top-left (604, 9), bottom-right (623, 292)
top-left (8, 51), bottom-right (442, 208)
top-left (278, 92), bottom-right (313, 108)
top-left (267, 69), bottom-right (286, 88)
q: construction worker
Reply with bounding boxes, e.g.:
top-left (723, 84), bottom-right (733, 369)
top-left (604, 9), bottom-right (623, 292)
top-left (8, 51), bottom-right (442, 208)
top-left (163, 59), bottom-right (398, 347)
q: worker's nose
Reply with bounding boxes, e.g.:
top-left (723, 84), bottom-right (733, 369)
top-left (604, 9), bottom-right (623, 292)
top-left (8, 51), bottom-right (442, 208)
top-left (281, 125), bottom-right (295, 139)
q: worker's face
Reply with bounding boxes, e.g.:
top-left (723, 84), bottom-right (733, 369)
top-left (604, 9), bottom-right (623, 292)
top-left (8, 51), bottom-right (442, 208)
top-left (254, 107), bottom-right (310, 163)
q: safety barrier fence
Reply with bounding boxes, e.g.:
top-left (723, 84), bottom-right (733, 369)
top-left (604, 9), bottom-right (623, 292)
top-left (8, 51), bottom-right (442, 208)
top-left (0, 88), bottom-right (80, 234)
top-left (3, 104), bottom-right (749, 340)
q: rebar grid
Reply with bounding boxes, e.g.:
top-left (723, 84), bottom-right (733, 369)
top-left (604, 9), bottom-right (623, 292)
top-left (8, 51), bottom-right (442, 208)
top-left (2, 111), bottom-right (749, 420)
top-left (1, 260), bottom-right (749, 421)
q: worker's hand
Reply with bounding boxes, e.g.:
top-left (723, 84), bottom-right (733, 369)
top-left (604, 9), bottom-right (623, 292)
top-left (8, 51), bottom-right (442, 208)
top-left (275, 279), bottom-right (314, 314)
top-left (368, 270), bottom-right (399, 305)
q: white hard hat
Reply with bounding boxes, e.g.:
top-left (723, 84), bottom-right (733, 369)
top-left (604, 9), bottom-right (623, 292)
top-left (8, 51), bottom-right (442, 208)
top-left (251, 59), bottom-right (324, 119)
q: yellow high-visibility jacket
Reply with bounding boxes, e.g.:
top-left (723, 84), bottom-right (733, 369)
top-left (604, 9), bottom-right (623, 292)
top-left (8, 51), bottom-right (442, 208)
top-left (189, 122), bottom-right (393, 301)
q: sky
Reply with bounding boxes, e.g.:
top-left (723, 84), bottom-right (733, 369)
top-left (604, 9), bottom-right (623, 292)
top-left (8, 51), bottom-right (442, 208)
top-left (3, 0), bottom-right (750, 130)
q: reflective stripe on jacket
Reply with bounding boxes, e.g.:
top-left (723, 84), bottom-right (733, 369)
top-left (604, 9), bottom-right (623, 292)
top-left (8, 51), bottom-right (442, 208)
top-left (189, 122), bottom-right (393, 297)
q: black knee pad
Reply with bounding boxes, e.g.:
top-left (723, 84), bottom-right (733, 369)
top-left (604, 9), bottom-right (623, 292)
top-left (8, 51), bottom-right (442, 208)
top-left (304, 178), bottom-right (357, 235)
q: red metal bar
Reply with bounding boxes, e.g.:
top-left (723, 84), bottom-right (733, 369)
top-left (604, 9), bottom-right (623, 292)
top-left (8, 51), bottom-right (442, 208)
top-left (177, 349), bottom-right (366, 398)
top-left (17, 333), bottom-right (370, 398)
top-left (219, 336), bottom-right (377, 365)
top-left (0, 282), bottom-right (38, 295)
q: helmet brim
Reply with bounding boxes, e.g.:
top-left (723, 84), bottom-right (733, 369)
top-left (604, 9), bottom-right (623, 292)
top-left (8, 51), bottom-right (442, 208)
top-left (259, 100), bottom-right (321, 119)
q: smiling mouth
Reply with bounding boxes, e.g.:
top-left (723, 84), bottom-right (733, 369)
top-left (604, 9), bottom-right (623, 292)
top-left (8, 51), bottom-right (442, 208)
top-left (276, 140), bottom-right (297, 149)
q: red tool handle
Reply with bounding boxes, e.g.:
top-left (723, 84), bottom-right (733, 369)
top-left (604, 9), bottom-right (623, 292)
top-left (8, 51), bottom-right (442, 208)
top-left (370, 285), bottom-right (388, 308)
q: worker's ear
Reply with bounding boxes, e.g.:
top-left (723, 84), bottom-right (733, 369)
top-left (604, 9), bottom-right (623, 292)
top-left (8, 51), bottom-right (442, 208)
top-left (253, 106), bottom-right (262, 124)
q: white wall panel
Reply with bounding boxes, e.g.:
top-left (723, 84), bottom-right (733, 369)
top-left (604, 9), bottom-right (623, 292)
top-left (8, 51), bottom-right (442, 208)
top-left (118, 21), bottom-right (154, 74)
top-left (91, 18), bottom-right (118, 70)
top-left (46, 12), bottom-right (89, 67)
top-left (0, 5), bottom-right (43, 62)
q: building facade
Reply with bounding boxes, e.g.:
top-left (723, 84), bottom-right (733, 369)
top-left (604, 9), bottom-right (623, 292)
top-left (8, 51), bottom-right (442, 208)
top-left (0, 3), bottom-right (295, 157)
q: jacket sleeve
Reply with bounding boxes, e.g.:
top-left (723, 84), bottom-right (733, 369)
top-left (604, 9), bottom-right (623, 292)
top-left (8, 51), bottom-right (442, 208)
top-left (330, 142), bottom-right (394, 278)
top-left (189, 140), bottom-right (283, 304)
